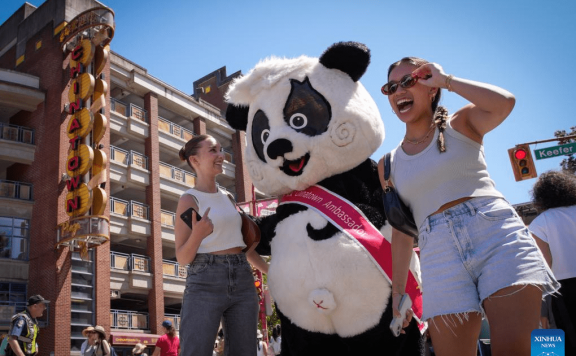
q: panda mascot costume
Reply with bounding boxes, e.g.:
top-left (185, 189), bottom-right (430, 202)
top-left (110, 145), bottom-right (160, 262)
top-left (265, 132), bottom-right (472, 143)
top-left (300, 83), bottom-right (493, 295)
top-left (225, 42), bottom-right (424, 356)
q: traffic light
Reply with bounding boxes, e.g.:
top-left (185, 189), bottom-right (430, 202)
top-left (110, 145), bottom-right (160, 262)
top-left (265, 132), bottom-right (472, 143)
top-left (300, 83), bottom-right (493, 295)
top-left (508, 144), bottom-right (537, 181)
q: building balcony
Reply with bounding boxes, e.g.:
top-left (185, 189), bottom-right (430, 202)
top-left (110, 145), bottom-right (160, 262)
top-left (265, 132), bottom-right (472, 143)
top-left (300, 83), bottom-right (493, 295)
top-left (160, 210), bottom-right (175, 243)
top-left (159, 162), bottom-right (195, 199)
top-left (109, 146), bottom-right (150, 188)
top-left (110, 197), bottom-right (151, 237)
top-left (110, 252), bottom-right (152, 292)
top-left (110, 98), bottom-right (149, 140)
top-left (110, 309), bottom-right (149, 330)
top-left (221, 148), bottom-right (235, 181)
top-left (0, 69), bottom-right (45, 114)
top-left (158, 117), bottom-right (195, 151)
top-left (0, 123), bottom-right (35, 168)
top-left (110, 309), bottom-right (181, 332)
top-left (162, 259), bottom-right (186, 297)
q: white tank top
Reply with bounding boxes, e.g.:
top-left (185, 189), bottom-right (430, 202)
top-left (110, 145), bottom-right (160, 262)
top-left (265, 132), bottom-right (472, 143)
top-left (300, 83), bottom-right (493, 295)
top-left (256, 341), bottom-right (266, 356)
top-left (183, 187), bottom-right (245, 253)
top-left (391, 119), bottom-right (504, 230)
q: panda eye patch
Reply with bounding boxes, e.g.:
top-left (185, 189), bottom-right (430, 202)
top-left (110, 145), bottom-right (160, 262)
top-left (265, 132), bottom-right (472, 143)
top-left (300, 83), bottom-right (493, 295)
top-left (289, 114), bottom-right (307, 129)
top-left (252, 109), bottom-right (271, 163)
top-left (261, 129), bottom-right (270, 144)
top-left (284, 77), bottom-right (331, 136)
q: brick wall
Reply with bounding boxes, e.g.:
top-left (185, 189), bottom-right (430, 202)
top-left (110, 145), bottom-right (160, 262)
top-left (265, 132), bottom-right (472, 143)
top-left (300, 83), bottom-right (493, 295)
top-left (1, 19), bottom-right (114, 354)
top-left (232, 131), bottom-right (253, 205)
top-left (95, 54), bottom-right (112, 334)
top-left (2, 23), bottom-right (73, 355)
top-left (144, 92), bottom-right (164, 334)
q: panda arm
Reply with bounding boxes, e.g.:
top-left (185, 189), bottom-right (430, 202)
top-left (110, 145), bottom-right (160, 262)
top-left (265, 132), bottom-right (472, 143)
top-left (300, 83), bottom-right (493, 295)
top-left (254, 204), bottom-right (308, 255)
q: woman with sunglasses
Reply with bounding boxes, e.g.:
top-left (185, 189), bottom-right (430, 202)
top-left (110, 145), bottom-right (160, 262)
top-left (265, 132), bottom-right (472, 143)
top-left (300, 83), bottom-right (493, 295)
top-left (378, 57), bottom-right (559, 356)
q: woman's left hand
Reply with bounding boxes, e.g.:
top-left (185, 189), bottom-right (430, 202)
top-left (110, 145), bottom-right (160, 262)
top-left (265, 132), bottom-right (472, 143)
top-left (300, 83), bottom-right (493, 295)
top-left (412, 63), bottom-right (448, 89)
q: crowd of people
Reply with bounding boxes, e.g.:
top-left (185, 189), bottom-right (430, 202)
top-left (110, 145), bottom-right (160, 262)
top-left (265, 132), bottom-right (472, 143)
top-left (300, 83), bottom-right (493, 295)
top-left (2, 56), bottom-right (574, 356)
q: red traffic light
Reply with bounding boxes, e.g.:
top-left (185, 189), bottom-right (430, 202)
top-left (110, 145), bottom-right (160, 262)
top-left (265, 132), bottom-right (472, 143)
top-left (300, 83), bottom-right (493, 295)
top-left (514, 149), bottom-right (527, 160)
top-left (508, 144), bottom-right (537, 181)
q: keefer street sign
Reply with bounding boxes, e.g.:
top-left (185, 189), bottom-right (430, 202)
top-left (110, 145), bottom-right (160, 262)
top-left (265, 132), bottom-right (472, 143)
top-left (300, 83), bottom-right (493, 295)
top-left (534, 142), bottom-right (576, 160)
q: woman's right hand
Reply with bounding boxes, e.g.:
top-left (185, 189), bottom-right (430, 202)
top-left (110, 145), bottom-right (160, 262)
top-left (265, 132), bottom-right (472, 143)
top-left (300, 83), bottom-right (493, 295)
top-left (392, 292), bottom-right (413, 334)
top-left (191, 207), bottom-right (213, 240)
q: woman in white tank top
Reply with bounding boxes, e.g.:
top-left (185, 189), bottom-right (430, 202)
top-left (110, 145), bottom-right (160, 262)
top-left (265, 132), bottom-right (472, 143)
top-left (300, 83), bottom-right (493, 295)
top-left (175, 134), bottom-right (269, 356)
top-left (378, 57), bottom-right (559, 356)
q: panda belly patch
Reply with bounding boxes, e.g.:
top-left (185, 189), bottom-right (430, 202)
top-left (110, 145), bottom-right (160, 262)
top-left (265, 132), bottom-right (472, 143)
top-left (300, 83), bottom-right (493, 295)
top-left (267, 208), bottom-right (392, 337)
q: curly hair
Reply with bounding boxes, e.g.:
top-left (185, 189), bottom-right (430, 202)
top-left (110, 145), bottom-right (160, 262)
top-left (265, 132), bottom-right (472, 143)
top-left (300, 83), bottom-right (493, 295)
top-left (531, 170), bottom-right (576, 212)
top-left (388, 57), bottom-right (448, 153)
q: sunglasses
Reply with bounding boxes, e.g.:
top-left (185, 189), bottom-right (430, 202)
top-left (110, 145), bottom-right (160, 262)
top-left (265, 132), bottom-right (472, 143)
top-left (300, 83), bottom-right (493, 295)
top-left (381, 74), bottom-right (419, 95)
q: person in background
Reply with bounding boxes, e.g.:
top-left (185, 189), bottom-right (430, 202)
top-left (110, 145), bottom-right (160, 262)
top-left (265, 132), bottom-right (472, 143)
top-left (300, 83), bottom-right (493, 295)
top-left (80, 326), bottom-right (96, 356)
top-left (152, 320), bottom-right (179, 356)
top-left (0, 334), bottom-right (9, 356)
top-left (529, 170), bottom-right (576, 353)
top-left (7, 295), bottom-right (49, 356)
top-left (269, 326), bottom-right (281, 355)
top-left (255, 330), bottom-right (269, 356)
top-left (91, 325), bottom-right (111, 356)
top-left (175, 135), bottom-right (268, 356)
top-left (132, 343), bottom-right (148, 356)
top-left (379, 57), bottom-right (559, 356)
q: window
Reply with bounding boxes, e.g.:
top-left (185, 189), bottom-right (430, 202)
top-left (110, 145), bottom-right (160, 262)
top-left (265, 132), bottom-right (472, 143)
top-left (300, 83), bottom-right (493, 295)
top-left (71, 251), bottom-right (94, 351)
top-left (0, 282), bottom-right (27, 327)
top-left (0, 217), bottom-right (29, 261)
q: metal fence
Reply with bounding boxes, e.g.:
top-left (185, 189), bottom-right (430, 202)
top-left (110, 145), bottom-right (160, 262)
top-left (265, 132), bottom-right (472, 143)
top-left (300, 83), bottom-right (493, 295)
top-left (159, 162), bottom-right (196, 186)
top-left (110, 146), bottom-right (148, 169)
top-left (162, 260), bottom-right (187, 279)
top-left (158, 117), bottom-right (195, 141)
top-left (160, 210), bottom-right (175, 227)
top-left (110, 197), bottom-right (149, 220)
top-left (0, 123), bottom-right (34, 144)
top-left (0, 180), bottom-right (33, 200)
top-left (110, 252), bottom-right (150, 273)
top-left (111, 98), bottom-right (148, 122)
top-left (110, 309), bottom-right (149, 330)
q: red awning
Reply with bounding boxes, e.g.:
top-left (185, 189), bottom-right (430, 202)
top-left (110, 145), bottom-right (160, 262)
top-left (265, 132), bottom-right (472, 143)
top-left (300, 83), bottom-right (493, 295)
top-left (110, 332), bottom-right (161, 346)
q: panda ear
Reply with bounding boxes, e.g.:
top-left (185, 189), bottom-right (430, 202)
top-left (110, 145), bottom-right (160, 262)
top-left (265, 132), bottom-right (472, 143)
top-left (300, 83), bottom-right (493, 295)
top-left (225, 104), bottom-right (250, 131)
top-left (319, 41), bottom-right (370, 82)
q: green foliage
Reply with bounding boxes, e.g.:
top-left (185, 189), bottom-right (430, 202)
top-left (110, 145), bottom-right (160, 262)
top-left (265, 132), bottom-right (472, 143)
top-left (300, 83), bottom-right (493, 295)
top-left (555, 127), bottom-right (576, 174)
top-left (257, 257), bottom-right (280, 339)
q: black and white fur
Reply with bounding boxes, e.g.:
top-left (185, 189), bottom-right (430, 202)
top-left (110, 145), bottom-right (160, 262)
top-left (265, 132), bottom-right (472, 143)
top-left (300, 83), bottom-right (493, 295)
top-left (226, 42), bottom-right (423, 356)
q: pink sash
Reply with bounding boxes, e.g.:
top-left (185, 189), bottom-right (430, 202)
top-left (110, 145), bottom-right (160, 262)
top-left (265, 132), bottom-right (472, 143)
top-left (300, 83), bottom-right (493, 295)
top-left (281, 185), bottom-right (424, 328)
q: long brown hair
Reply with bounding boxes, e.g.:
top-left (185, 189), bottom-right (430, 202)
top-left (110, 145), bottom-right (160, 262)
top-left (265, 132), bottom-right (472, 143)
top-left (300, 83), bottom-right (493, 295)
top-left (165, 325), bottom-right (176, 338)
top-left (388, 57), bottom-right (448, 153)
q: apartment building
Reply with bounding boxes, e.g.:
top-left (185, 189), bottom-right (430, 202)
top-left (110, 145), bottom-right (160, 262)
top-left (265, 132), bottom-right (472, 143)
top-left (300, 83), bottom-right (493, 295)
top-left (0, 1), bottom-right (258, 354)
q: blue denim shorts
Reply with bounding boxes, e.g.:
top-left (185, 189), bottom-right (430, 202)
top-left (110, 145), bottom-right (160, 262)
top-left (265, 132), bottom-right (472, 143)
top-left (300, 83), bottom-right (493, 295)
top-left (417, 196), bottom-right (560, 321)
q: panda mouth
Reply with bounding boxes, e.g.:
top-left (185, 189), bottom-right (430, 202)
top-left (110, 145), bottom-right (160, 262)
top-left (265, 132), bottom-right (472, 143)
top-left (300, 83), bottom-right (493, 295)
top-left (281, 153), bottom-right (310, 176)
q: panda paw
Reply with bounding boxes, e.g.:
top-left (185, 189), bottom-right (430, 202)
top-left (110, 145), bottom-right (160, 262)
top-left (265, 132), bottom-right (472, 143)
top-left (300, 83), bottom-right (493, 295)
top-left (308, 288), bottom-right (337, 314)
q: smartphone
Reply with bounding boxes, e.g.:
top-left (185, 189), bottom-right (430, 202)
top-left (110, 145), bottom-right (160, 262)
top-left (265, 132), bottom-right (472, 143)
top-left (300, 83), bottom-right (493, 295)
top-left (390, 294), bottom-right (412, 337)
top-left (180, 207), bottom-right (201, 229)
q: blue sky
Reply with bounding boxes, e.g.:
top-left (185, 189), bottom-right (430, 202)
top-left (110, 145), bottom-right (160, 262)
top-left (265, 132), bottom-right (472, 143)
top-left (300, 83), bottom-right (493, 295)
top-left (2, 0), bottom-right (575, 204)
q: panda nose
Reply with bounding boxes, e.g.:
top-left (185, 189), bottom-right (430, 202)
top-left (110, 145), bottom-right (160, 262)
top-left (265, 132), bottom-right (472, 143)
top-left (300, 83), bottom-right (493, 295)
top-left (267, 139), bottom-right (293, 160)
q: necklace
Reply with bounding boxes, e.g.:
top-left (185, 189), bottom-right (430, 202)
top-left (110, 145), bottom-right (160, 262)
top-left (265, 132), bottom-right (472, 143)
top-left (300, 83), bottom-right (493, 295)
top-left (403, 124), bottom-right (435, 145)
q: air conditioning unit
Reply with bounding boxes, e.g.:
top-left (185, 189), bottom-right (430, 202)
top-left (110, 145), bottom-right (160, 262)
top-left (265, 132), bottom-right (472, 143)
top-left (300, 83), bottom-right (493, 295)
top-left (110, 290), bottom-right (121, 299)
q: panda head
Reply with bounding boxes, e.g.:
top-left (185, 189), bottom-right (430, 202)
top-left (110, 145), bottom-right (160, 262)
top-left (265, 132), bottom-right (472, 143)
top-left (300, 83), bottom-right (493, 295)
top-left (225, 42), bottom-right (384, 195)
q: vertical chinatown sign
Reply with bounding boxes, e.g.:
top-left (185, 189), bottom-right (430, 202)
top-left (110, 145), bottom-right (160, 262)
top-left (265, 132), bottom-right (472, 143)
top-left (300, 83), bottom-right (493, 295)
top-left (56, 7), bottom-right (115, 256)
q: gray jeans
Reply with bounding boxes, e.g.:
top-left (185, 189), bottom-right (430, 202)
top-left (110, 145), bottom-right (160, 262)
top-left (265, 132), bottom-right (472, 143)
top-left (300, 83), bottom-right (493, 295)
top-left (180, 253), bottom-right (259, 356)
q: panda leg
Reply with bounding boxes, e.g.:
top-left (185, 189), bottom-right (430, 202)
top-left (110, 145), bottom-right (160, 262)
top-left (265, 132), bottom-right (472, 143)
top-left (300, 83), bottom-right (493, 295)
top-left (276, 307), bottom-right (345, 356)
top-left (340, 296), bottom-right (425, 356)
